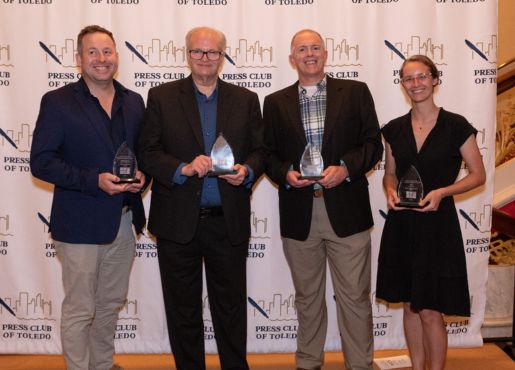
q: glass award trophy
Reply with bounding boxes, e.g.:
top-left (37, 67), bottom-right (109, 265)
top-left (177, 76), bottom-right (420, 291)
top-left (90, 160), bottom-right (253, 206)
top-left (207, 133), bottom-right (237, 177)
top-left (396, 165), bottom-right (424, 208)
top-left (113, 142), bottom-right (140, 184)
top-left (299, 142), bottom-right (324, 180)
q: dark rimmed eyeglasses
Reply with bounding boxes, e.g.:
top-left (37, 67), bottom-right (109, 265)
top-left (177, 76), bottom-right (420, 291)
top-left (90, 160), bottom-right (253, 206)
top-left (188, 49), bottom-right (224, 61)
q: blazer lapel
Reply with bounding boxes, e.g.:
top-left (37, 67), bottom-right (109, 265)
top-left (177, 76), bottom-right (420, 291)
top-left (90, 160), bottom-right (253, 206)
top-left (116, 82), bottom-right (135, 149)
top-left (283, 83), bottom-right (307, 147)
top-left (322, 77), bottom-right (341, 149)
top-left (178, 76), bottom-right (204, 149)
top-left (73, 83), bottom-right (114, 154)
top-left (122, 100), bottom-right (135, 149)
top-left (216, 79), bottom-right (233, 137)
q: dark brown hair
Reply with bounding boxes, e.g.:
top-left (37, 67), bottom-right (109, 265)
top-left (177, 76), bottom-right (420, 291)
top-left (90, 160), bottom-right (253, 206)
top-left (77, 25), bottom-right (115, 54)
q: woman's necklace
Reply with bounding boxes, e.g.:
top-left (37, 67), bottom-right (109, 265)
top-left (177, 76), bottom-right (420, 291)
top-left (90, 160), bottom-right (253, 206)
top-left (412, 109), bottom-right (439, 131)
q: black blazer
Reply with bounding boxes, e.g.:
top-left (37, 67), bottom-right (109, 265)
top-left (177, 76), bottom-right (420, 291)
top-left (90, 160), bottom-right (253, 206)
top-left (264, 76), bottom-right (383, 240)
top-left (138, 75), bottom-right (266, 245)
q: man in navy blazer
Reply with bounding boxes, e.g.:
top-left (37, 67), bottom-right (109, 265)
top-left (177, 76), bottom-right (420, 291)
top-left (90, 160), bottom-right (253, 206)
top-left (264, 30), bottom-right (383, 370)
top-left (30, 25), bottom-right (146, 370)
top-left (138, 27), bottom-right (266, 370)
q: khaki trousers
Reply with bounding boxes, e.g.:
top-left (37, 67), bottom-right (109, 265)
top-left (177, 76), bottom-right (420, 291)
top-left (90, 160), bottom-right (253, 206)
top-left (55, 210), bottom-right (135, 370)
top-left (282, 197), bottom-right (373, 370)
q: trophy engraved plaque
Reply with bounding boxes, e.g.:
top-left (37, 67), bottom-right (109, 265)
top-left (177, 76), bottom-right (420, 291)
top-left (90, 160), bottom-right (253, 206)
top-left (113, 142), bottom-right (140, 184)
top-left (396, 165), bottom-right (424, 208)
top-left (208, 133), bottom-right (237, 177)
top-left (299, 142), bottom-right (324, 180)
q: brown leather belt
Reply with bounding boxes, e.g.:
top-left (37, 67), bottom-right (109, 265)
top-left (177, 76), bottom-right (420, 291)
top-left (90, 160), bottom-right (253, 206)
top-left (199, 206), bottom-right (224, 219)
top-left (313, 188), bottom-right (324, 198)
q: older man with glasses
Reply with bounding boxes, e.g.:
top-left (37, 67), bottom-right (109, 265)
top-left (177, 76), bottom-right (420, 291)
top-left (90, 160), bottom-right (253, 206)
top-left (138, 26), bottom-right (266, 370)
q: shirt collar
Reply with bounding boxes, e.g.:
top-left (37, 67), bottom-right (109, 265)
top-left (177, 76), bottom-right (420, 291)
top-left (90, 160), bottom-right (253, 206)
top-left (193, 80), bottom-right (219, 101)
top-left (77, 78), bottom-right (126, 117)
top-left (77, 77), bottom-right (127, 96)
top-left (298, 75), bottom-right (327, 95)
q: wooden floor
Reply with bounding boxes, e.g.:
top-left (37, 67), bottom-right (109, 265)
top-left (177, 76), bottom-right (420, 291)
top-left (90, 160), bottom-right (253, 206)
top-left (1, 343), bottom-right (513, 370)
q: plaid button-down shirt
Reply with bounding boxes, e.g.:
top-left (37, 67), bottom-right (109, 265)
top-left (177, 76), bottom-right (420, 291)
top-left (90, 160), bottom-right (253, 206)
top-left (299, 77), bottom-right (327, 151)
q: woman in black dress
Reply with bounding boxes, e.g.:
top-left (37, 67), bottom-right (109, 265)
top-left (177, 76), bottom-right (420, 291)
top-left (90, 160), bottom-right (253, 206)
top-left (376, 55), bottom-right (485, 370)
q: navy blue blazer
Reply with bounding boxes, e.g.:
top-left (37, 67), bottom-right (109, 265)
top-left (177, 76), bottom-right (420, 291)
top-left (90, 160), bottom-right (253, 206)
top-left (30, 78), bottom-right (146, 244)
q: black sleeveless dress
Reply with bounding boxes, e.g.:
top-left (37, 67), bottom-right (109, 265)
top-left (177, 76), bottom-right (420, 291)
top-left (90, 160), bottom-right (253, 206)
top-left (376, 108), bottom-right (476, 316)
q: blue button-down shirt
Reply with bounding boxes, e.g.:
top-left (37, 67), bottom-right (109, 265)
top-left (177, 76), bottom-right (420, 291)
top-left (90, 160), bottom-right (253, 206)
top-left (173, 84), bottom-right (222, 206)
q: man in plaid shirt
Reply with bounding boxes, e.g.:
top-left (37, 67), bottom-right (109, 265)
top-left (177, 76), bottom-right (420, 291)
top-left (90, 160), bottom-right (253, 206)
top-left (264, 29), bottom-right (383, 370)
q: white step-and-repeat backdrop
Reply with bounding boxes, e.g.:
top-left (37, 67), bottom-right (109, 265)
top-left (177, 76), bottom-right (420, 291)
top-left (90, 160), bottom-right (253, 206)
top-left (0, 0), bottom-right (496, 355)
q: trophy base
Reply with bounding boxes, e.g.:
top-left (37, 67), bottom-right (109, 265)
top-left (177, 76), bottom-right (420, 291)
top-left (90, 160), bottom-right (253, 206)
top-left (207, 170), bottom-right (238, 177)
top-left (299, 175), bottom-right (324, 180)
top-left (395, 201), bottom-right (422, 209)
top-left (115, 178), bottom-right (141, 184)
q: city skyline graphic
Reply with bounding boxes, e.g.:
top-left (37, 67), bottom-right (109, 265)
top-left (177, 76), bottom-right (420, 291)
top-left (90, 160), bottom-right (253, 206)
top-left (372, 291), bottom-right (393, 319)
top-left (0, 291), bottom-right (54, 320)
top-left (324, 37), bottom-right (361, 67)
top-left (466, 35), bottom-right (497, 63)
top-left (126, 38), bottom-right (276, 68)
top-left (475, 127), bottom-right (489, 153)
top-left (0, 214), bottom-right (12, 236)
top-left (386, 36), bottom-right (446, 65)
top-left (386, 34), bottom-right (498, 66)
top-left (202, 295), bottom-right (212, 322)
top-left (461, 204), bottom-right (492, 233)
top-left (250, 293), bottom-right (297, 321)
top-left (225, 39), bottom-right (274, 67)
top-left (118, 298), bottom-right (139, 321)
top-left (0, 123), bottom-right (32, 152)
top-left (0, 43), bottom-right (13, 67)
top-left (250, 211), bottom-right (270, 239)
top-left (39, 39), bottom-right (77, 68)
